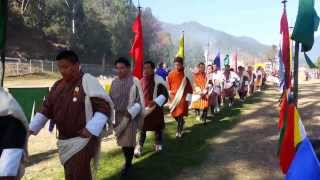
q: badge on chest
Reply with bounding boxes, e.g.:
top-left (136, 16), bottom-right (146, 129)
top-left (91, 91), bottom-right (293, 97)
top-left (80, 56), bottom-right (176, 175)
top-left (73, 86), bottom-right (80, 102)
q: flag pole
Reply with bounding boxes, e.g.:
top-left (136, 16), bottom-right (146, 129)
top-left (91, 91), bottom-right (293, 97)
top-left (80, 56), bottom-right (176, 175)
top-left (137, 0), bottom-right (141, 14)
top-left (293, 41), bottom-right (299, 105)
top-left (1, 51), bottom-right (5, 87)
top-left (206, 40), bottom-right (209, 67)
top-left (0, 0), bottom-right (8, 87)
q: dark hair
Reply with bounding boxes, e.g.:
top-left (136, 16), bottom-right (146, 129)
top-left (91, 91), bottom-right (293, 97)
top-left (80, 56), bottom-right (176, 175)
top-left (198, 62), bottom-right (205, 67)
top-left (144, 61), bottom-right (155, 69)
top-left (114, 57), bottom-right (131, 67)
top-left (55, 50), bottom-right (79, 64)
top-left (174, 57), bottom-right (184, 65)
top-left (158, 62), bottom-right (164, 68)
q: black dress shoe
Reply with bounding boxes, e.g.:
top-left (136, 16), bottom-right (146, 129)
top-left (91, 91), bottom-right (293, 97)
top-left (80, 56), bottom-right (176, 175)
top-left (120, 164), bottom-right (132, 179)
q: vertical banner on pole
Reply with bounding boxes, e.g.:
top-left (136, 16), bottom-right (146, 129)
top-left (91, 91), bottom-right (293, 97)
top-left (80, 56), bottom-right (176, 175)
top-left (291, 0), bottom-right (320, 104)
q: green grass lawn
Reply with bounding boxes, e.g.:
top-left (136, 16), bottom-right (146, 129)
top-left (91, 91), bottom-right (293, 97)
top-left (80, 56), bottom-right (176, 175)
top-left (97, 92), bottom-right (264, 180)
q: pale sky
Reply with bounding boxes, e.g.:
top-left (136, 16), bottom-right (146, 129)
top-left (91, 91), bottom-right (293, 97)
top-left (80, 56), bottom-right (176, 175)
top-left (134, 0), bottom-right (320, 45)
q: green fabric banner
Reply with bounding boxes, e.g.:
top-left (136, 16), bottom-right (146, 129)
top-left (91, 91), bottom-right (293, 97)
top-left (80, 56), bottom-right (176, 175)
top-left (292, 0), bottom-right (319, 52)
top-left (304, 53), bottom-right (318, 69)
top-left (224, 54), bottom-right (230, 66)
top-left (0, 0), bottom-right (7, 49)
top-left (9, 87), bottom-right (49, 122)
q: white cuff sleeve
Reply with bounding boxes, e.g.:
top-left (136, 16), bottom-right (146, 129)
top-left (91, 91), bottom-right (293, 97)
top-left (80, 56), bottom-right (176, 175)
top-left (85, 112), bottom-right (108, 137)
top-left (127, 103), bottom-right (141, 119)
top-left (29, 113), bottom-right (48, 135)
top-left (0, 149), bottom-right (23, 177)
top-left (154, 95), bottom-right (167, 107)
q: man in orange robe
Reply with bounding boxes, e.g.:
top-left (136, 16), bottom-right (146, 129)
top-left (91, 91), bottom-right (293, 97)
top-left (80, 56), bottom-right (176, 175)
top-left (167, 57), bottom-right (193, 138)
top-left (191, 62), bottom-right (209, 123)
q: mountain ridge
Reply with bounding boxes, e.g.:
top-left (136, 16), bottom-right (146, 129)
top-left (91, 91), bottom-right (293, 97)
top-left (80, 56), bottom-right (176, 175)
top-left (160, 21), bottom-right (272, 62)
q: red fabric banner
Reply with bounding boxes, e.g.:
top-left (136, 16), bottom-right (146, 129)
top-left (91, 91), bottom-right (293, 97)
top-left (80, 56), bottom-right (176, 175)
top-left (130, 14), bottom-right (144, 79)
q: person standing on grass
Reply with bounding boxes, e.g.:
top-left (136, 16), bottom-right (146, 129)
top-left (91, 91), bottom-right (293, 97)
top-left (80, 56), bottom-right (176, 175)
top-left (211, 64), bottom-right (223, 113)
top-left (167, 57), bottom-right (193, 138)
top-left (221, 65), bottom-right (240, 107)
top-left (134, 61), bottom-right (169, 157)
top-left (109, 57), bottom-right (144, 178)
top-left (191, 62), bottom-right (209, 124)
top-left (237, 66), bottom-right (250, 102)
top-left (206, 65), bottom-right (216, 114)
top-left (255, 66), bottom-right (263, 92)
top-left (0, 88), bottom-right (28, 180)
top-left (247, 66), bottom-right (256, 95)
top-left (29, 50), bottom-right (113, 180)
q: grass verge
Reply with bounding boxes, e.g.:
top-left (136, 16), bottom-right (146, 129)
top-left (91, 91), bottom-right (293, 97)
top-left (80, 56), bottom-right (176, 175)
top-left (97, 92), bottom-right (264, 180)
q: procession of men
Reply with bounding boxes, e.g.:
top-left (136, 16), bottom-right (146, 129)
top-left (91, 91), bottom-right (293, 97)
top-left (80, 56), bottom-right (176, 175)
top-left (0, 49), bottom-right (270, 180)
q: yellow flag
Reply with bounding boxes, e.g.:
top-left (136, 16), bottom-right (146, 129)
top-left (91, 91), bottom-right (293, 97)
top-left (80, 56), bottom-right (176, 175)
top-left (176, 31), bottom-right (184, 59)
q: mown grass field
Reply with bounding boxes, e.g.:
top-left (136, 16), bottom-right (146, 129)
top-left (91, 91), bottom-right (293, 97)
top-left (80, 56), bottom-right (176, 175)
top-left (22, 92), bottom-right (263, 180)
top-left (97, 93), bottom-right (263, 180)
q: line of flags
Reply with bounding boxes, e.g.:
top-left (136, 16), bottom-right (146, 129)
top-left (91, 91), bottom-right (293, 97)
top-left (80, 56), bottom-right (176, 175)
top-left (277, 0), bottom-right (320, 179)
top-left (174, 31), bottom-right (238, 70)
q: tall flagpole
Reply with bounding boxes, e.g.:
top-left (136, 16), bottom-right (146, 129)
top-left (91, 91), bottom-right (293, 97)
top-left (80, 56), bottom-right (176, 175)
top-left (293, 41), bottom-right (299, 105)
top-left (0, 0), bottom-right (8, 87)
top-left (206, 41), bottom-right (209, 66)
top-left (1, 49), bottom-right (4, 87)
top-left (137, 0), bottom-right (141, 13)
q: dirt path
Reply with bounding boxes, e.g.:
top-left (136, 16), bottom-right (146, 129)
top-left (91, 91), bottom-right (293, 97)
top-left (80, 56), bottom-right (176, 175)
top-left (174, 79), bottom-right (320, 180)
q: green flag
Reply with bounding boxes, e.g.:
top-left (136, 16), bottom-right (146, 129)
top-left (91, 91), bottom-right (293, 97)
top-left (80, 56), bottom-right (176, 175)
top-left (0, 0), bottom-right (7, 49)
top-left (292, 0), bottom-right (320, 52)
top-left (224, 54), bottom-right (230, 66)
top-left (9, 88), bottom-right (49, 122)
top-left (304, 53), bottom-right (318, 69)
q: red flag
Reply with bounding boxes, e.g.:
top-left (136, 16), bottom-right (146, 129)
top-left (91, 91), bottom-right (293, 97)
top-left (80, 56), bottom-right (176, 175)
top-left (130, 14), bottom-right (144, 79)
top-left (278, 91), bottom-right (288, 129)
top-left (280, 9), bottom-right (291, 88)
top-left (279, 103), bottom-right (296, 174)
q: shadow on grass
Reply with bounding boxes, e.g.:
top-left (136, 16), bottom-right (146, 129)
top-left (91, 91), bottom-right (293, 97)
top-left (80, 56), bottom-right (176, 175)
top-left (98, 92), bottom-right (265, 180)
top-left (26, 149), bottom-right (58, 167)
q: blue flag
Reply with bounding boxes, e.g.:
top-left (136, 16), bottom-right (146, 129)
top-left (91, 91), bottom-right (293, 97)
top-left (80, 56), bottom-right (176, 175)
top-left (278, 48), bottom-right (285, 91)
top-left (213, 51), bottom-right (221, 70)
top-left (286, 138), bottom-right (320, 180)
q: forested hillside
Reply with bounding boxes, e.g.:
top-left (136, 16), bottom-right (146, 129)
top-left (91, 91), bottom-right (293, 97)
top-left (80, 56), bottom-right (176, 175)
top-left (8, 0), bottom-right (175, 64)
